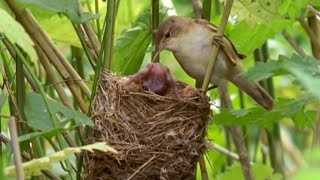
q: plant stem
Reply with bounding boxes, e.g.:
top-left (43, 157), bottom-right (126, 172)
top-left (219, 82), bottom-right (254, 180)
top-left (8, 117), bottom-right (24, 180)
top-left (254, 43), bottom-right (285, 176)
top-left (103, 0), bottom-right (117, 70)
top-left (201, 0), bottom-right (232, 91)
top-left (152, 0), bottom-right (159, 62)
top-left (202, 0), bottom-right (212, 20)
top-left (282, 30), bottom-right (307, 58)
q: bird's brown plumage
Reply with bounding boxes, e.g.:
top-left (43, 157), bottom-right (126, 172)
top-left (154, 16), bottom-right (274, 110)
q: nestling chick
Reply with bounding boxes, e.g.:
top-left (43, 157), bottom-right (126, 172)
top-left (127, 62), bottom-right (180, 99)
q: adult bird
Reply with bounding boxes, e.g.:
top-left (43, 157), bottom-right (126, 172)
top-left (153, 16), bottom-right (273, 110)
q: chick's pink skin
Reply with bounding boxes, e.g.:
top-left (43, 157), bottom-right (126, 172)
top-left (127, 63), bottom-right (180, 98)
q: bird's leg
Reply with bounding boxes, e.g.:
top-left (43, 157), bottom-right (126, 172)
top-left (212, 35), bottom-right (224, 47)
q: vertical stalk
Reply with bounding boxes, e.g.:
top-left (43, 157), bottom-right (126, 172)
top-left (152, 0), bottom-right (159, 62)
top-left (202, 0), bottom-right (212, 20)
top-left (103, 0), bottom-right (117, 70)
top-left (9, 117), bottom-right (24, 180)
top-left (254, 42), bottom-right (285, 176)
top-left (95, 0), bottom-right (102, 42)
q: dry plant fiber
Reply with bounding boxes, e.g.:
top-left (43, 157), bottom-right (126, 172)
top-left (86, 72), bottom-right (211, 180)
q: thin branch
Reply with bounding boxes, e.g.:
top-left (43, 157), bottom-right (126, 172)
top-left (152, 0), bottom-right (160, 62)
top-left (219, 81), bottom-right (254, 180)
top-left (9, 117), bottom-right (24, 180)
top-left (191, 0), bottom-right (202, 18)
top-left (306, 5), bottom-right (320, 18)
top-left (207, 141), bottom-right (253, 165)
top-left (298, 18), bottom-right (320, 52)
top-left (282, 30), bottom-right (307, 58)
top-left (201, 0), bottom-right (233, 91)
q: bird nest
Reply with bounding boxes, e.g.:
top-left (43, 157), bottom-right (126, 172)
top-left (85, 72), bottom-right (211, 179)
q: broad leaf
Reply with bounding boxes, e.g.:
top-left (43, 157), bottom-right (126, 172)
top-left (112, 8), bottom-right (167, 75)
top-left (5, 142), bottom-right (117, 177)
top-left (19, 0), bottom-right (99, 24)
top-left (214, 94), bottom-right (316, 129)
top-left (0, 8), bottom-right (37, 61)
top-left (24, 92), bottom-right (93, 132)
top-left (245, 54), bottom-right (320, 99)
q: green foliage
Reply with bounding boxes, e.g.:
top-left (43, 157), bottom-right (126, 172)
top-left (245, 54), bottom-right (320, 99)
top-left (0, 8), bottom-right (37, 61)
top-left (5, 142), bottom-right (117, 178)
top-left (24, 92), bottom-right (93, 132)
top-left (18, 0), bottom-right (99, 24)
top-left (215, 94), bottom-right (316, 129)
top-left (112, 8), bottom-right (166, 75)
top-left (216, 163), bottom-right (282, 180)
top-left (229, 0), bottom-right (320, 55)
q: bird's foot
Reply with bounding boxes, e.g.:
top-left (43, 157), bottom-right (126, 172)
top-left (212, 35), bottom-right (224, 47)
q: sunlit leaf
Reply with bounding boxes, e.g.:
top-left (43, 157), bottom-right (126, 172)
top-left (112, 8), bottom-right (167, 75)
top-left (0, 8), bottom-right (37, 61)
top-left (215, 94), bottom-right (316, 129)
top-left (24, 92), bottom-right (93, 132)
top-left (5, 142), bottom-right (117, 177)
top-left (18, 0), bottom-right (99, 23)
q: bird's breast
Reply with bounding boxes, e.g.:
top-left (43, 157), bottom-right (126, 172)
top-left (172, 28), bottom-right (229, 85)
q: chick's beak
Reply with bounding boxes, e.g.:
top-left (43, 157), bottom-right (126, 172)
top-left (152, 40), bottom-right (166, 62)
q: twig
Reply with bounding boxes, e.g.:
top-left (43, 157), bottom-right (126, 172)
top-left (306, 5), bottom-right (320, 18)
top-left (191, 0), bottom-right (202, 18)
top-left (199, 155), bottom-right (208, 180)
top-left (152, 0), bottom-right (160, 62)
top-left (207, 141), bottom-right (253, 165)
top-left (219, 82), bottom-right (254, 180)
top-left (9, 117), bottom-right (24, 180)
top-left (298, 18), bottom-right (320, 52)
top-left (127, 155), bottom-right (157, 180)
top-left (201, 0), bottom-right (233, 91)
top-left (281, 30), bottom-right (307, 58)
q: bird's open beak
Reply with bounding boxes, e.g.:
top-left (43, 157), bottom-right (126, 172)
top-left (152, 41), bottom-right (166, 62)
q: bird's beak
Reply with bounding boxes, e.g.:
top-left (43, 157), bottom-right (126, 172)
top-left (152, 41), bottom-right (166, 62)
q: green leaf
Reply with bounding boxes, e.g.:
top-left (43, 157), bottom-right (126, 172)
top-left (24, 92), bottom-right (93, 132)
top-left (5, 142), bottom-right (117, 178)
top-left (216, 163), bottom-right (282, 180)
top-left (245, 54), bottom-right (320, 99)
top-left (215, 94), bottom-right (316, 129)
top-left (0, 8), bottom-right (37, 61)
top-left (19, 0), bottom-right (99, 23)
top-left (112, 8), bottom-right (167, 75)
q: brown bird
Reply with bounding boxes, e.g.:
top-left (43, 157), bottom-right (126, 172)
top-left (153, 16), bottom-right (273, 110)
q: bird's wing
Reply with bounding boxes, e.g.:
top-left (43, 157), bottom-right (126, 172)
top-left (194, 19), bottom-right (245, 66)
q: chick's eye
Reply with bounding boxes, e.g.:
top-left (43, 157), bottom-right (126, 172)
top-left (165, 32), bottom-right (171, 38)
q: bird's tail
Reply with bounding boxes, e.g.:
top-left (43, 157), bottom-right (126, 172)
top-left (229, 75), bottom-right (274, 110)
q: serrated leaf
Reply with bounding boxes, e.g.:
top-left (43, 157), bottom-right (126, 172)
top-left (19, 0), bottom-right (99, 24)
top-left (5, 142), bottom-right (117, 178)
top-left (25, 92), bottom-right (93, 132)
top-left (215, 94), bottom-right (316, 129)
top-left (0, 8), bottom-right (37, 61)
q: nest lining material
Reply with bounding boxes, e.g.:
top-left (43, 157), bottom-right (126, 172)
top-left (86, 72), bottom-right (211, 179)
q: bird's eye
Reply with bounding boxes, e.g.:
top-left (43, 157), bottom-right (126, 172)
top-left (165, 32), bottom-right (171, 38)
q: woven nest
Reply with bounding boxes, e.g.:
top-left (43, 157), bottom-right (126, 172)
top-left (86, 72), bottom-right (211, 180)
